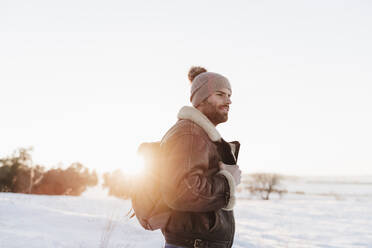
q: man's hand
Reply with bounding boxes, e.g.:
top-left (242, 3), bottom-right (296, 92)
top-left (219, 162), bottom-right (241, 186)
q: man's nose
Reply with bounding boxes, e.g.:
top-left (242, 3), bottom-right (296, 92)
top-left (227, 97), bottom-right (232, 105)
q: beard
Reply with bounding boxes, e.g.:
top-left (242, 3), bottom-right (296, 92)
top-left (201, 100), bottom-right (229, 126)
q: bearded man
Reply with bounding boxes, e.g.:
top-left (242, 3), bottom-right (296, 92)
top-left (159, 66), bottom-right (242, 248)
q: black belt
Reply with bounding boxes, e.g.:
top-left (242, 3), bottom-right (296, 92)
top-left (166, 236), bottom-right (230, 248)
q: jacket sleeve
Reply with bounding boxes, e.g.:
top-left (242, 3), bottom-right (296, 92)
top-left (160, 133), bottom-right (232, 212)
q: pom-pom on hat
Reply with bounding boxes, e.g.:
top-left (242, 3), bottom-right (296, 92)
top-left (188, 66), bottom-right (231, 107)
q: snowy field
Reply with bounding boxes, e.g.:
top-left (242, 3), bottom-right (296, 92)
top-left (1, 176), bottom-right (372, 248)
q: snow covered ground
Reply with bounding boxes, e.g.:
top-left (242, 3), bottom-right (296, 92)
top-left (1, 176), bottom-right (372, 248)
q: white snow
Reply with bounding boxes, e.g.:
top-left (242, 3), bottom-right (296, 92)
top-left (1, 176), bottom-right (372, 248)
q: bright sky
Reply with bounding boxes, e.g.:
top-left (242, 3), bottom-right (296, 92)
top-left (1, 0), bottom-right (371, 176)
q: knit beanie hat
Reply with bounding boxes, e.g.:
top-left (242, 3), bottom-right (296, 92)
top-left (188, 66), bottom-right (232, 107)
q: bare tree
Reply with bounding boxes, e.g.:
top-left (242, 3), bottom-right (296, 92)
top-left (247, 173), bottom-right (287, 200)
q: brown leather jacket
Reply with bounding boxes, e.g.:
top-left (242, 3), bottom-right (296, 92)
top-left (159, 106), bottom-right (240, 248)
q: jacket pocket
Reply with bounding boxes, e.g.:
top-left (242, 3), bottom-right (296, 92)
top-left (209, 211), bottom-right (219, 232)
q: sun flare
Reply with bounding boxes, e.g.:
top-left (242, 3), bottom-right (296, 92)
top-left (125, 154), bottom-right (146, 176)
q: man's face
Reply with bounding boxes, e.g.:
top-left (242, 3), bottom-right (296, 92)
top-left (197, 88), bottom-right (232, 126)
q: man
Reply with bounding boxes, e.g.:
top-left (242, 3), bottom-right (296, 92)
top-left (159, 66), bottom-right (242, 248)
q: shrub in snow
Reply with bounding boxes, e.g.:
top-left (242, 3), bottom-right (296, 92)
top-left (32, 163), bottom-right (98, 196)
top-left (0, 148), bottom-right (44, 193)
top-left (245, 173), bottom-right (287, 200)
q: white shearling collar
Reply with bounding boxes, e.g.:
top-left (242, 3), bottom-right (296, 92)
top-left (177, 106), bottom-right (222, 142)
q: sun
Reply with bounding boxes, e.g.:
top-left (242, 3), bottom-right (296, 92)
top-left (125, 154), bottom-right (146, 176)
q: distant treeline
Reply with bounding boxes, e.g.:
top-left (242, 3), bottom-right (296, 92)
top-left (0, 148), bottom-right (97, 196)
top-left (102, 169), bottom-right (132, 199)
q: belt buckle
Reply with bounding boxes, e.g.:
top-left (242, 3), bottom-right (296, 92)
top-left (194, 239), bottom-right (202, 248)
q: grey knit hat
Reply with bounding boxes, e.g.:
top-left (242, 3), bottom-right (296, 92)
top-left (189, 69), bottom-right (231, 107)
